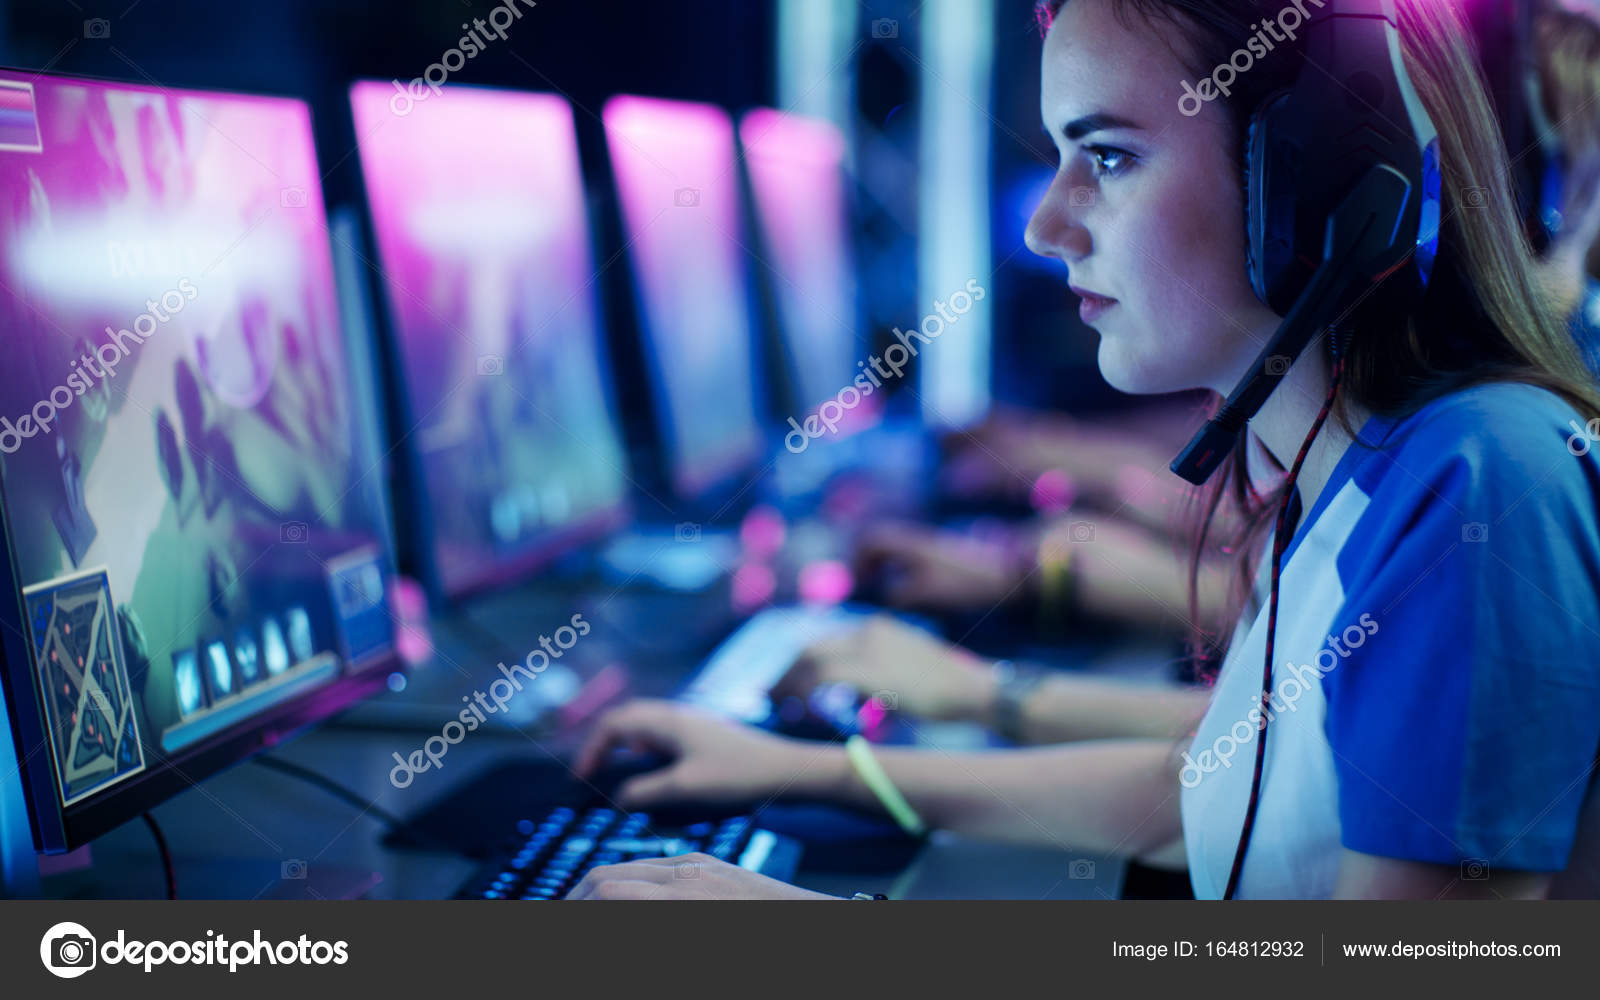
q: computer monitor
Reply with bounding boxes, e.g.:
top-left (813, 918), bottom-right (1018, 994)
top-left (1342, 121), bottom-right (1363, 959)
top-left (0, 70), bottom-right (396, 852)
top-left (739, 108), bottom-right (860, 416)
top-left (603, 95), bottom-right (766, 501)
top-left (350, 83), bottom-right (631, 600)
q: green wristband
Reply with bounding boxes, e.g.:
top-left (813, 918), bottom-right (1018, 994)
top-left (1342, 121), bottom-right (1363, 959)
top-left (846, 735), bottom-right (927, 837)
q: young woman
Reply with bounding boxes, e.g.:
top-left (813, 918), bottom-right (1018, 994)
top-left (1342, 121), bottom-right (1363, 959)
top-left (565, 0), bottom-right (1600, 900)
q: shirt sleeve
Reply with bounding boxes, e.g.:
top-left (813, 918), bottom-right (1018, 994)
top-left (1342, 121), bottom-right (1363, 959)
top-left (1321, 389), bottom-right (1600, 871)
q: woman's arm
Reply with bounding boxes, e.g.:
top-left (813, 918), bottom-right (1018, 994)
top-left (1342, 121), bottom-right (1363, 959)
top-left (794, 737), bottom-right (1186, 861)
top-left (575, 701), bottom-right (1186, 861)
top-left (1333, 850), bottom-right (1551, 899)
top-left (999, 674), bottom-right (1212, 744)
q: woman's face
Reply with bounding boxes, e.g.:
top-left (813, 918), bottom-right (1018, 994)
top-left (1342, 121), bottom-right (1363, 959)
top-left (1026, 0), bottom-right (1282, 396)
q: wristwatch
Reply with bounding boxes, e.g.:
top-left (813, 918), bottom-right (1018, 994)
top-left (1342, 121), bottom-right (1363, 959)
top-left (990, 660), bottom-right (1046, 744)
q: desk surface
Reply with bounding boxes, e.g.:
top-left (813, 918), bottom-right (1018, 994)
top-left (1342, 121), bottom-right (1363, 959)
top-left (36, 581), bottom-right (1171, 901)
top-left (40, 724), bottom-right (1126, 900)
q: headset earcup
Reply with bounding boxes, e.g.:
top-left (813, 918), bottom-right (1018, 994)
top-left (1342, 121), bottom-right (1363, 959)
top-left (1243, 93), bottom-right (1289, 308)
top-left (1244, 107), bottom-right (1267, 305)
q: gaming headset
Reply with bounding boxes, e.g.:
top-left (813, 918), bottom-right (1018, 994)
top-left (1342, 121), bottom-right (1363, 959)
top-left (1169, 0), bottom-right (1441, 487)
top-left (1164, 0), bottom-right (1443, 899)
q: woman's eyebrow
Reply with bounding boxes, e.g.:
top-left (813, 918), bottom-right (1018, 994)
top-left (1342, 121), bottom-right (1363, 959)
top-left (1061, 112), bottom-right (1143, 141)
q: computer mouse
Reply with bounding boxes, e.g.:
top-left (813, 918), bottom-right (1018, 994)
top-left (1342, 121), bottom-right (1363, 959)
top-left (577, 749), bottom-right (753, 825)
top-left (585, 748), bottom-right (674, 800)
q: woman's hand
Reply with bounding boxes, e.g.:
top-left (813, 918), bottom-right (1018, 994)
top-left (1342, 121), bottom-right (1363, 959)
top-left (573, 700), bottom-right (809, 809)
top-left (853, 522), bottom-right (1025, 612)
top-left (772, 616), bottom-right (996, 723)
top-left (567, 854), bottom-right (838, 900)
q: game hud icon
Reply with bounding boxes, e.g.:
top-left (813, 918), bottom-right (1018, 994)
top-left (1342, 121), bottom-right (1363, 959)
top-left (261, 616), bottom-right (290, 676)
top-left (204, 640), bottom-right (235, 700)
top-left (172, 649), bottom-right (204, 718)
top-left (23, 568), bottom-right (146, 806)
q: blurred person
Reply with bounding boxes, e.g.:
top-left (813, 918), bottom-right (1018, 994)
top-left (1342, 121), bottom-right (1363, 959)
top-left (567, 0), bottom-right (1600, 900)
top-left (1530, 0), bottom-right (1600, 374)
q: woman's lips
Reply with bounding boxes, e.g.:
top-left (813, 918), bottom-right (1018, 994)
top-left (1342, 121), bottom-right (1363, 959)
top-left (1072, 287), bottom-right (1118, 324)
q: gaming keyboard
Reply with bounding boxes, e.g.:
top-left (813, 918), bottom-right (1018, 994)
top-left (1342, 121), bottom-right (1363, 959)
top-left (455, 806), bottom-right (801, 899)
top-left (678, 605), bottom-right (873, 723)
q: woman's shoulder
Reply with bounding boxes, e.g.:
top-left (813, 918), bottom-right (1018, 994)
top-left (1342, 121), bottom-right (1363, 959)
top-left (1368, 381), bottom-right (1596, 481)
top-left (1345, 381), bottom-right (1599, 543)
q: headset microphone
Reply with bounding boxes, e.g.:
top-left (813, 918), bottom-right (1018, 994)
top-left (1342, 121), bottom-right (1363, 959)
top-left (1170, 0), bottom-right (1441, 487)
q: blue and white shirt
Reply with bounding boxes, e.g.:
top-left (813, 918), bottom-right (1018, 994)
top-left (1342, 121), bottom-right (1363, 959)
top-left (1181, 382), bottom-right (1600, 898)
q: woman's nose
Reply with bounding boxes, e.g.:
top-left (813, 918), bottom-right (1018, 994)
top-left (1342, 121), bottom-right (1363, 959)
top-left (1025, 176), bottom-right (1091, 263)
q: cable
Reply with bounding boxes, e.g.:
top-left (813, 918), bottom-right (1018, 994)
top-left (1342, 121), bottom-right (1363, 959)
top-left (1222, 349), bottom-right (1347, 901)
top-left (251, 755), bottom-right (480, 858)
top-left (142, 811), bottom-right (177, 900)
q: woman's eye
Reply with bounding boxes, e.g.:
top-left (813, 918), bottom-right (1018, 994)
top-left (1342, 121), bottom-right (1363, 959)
top-left (1085, 145), bottom-right (1134, 178)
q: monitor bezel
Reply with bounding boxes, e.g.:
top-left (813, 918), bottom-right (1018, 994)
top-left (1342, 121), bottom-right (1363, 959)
top-left (346, 80), bottom-right (635, 606)
top-left (601, 94), bottom-right (773, 507)
top-left (737, 106), bottom-right (869, 423)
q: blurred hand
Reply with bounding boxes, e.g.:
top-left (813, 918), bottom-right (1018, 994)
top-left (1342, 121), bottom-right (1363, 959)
top-left (573, 700), bottom-right (805, 809)
top-left (567, 854), bottom-right (836, 900)
top-left (773, 616), bottom-right (995, 723)
top-left (854, 522), bottom-right (1023, 612)
top-left (941, 410), bottom-right (1077, 500)
top-left (1543, 147), bottom-right (1600, 317)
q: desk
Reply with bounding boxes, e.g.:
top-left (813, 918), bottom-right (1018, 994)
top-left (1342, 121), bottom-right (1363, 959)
top-left (35, 585), bottom-right (1172, 900)
top-left (37, 721), bottom-right (1128, 901)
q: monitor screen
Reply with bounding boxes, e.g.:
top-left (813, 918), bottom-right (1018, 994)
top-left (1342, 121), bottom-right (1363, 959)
top-left (350, 83), bottom-right (630, 599)
top-left (739, 108), bottom-right (859, 415)
top-left (603, 95), bottom-right (764, 499)
top-left (0, 71), bottom-right (394, 849)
